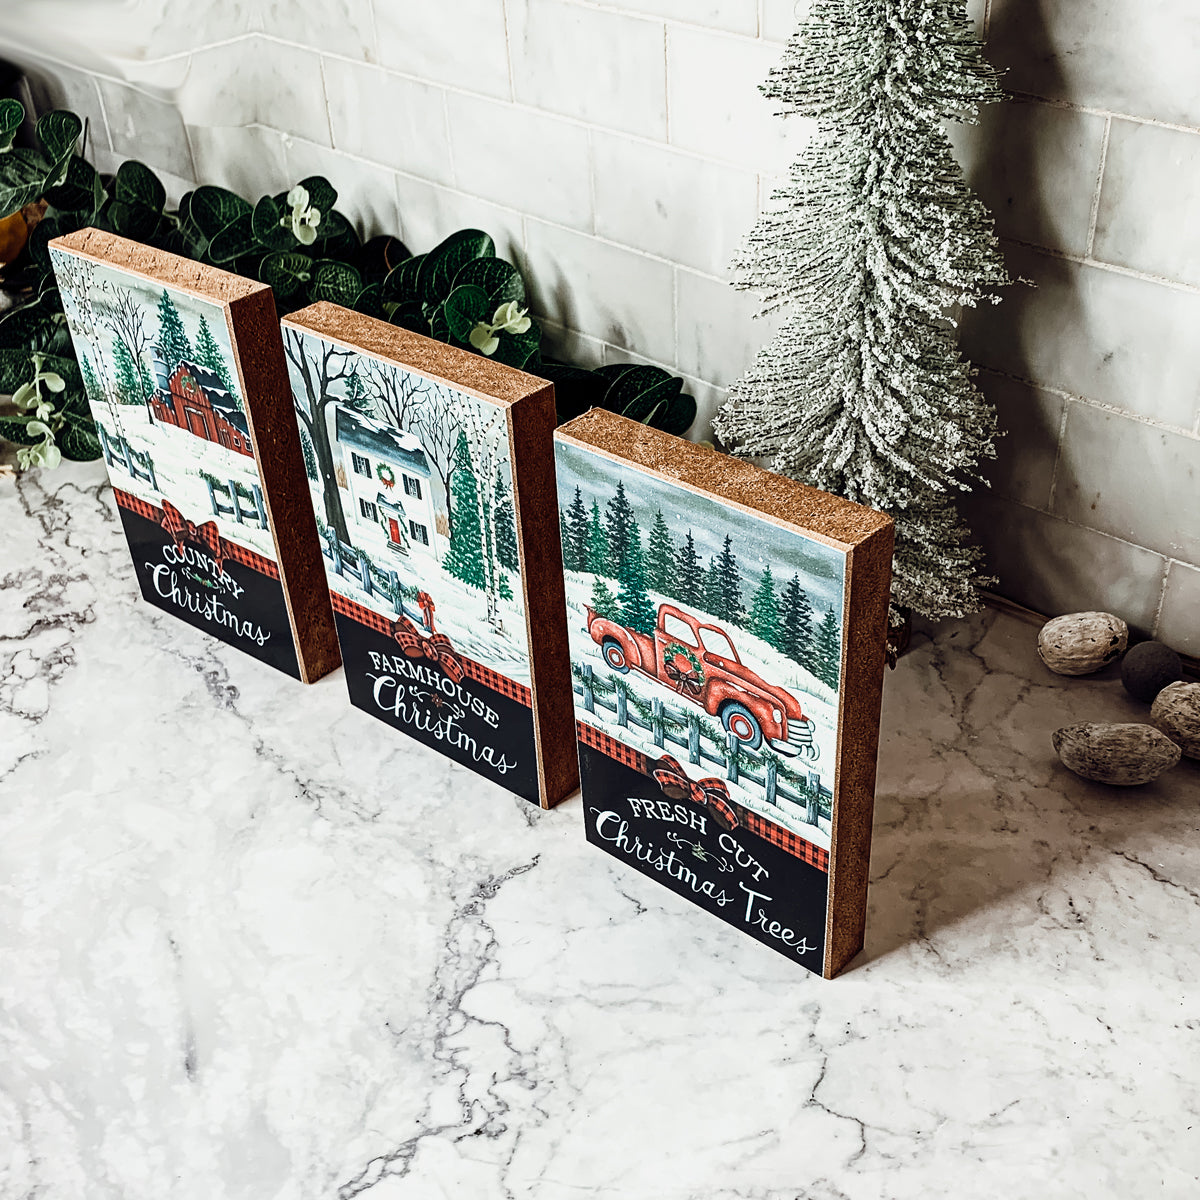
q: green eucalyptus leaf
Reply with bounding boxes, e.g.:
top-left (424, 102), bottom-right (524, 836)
top-left (259, 251), bottom-right (313, 299)
top-left (442, 283), bottom-right (490, 343)
top-left (385, 301), bottom-right (428, 335)
top-left (251, 193), bottom-right (296, 251)
top-left (0, 98), bottom-right (24, 152)
top-left (490, 320), bottom-right (541, 370)
top-left (416, 228), bottom-right (494, 311)
top-left (207, 211), bottom-right (256, 263)
top-left (451, 255), bottom-right (525, 306)
top-left (0, 414), bottom-right (41, 445)
top-left (601, 366), bottom-right (680, 421)
top-left (108, 198), bottom-right (161, 243)
top-left (352, 283), bottom-right (385, 320)
top-left (428, 306), bottom-right (450, 344)
top-left (381, 252), bottom-right (424, 304)
top-left (310, 259), bottom-right (362, 307)
top-left (189, 185), bottom-right (252, 239)
top-left (593, 363), bottom-right (639, 384)
top-left (353, 234), bottom-right (409, 285)
top-left (649, 390), bottom-right (697, 436)
top-left (296, 175), bottom-right (336, 215)
top-left (57, 409), bottom-right (103, 460)
top-left (114, 159), bottom-right (166, 213)
top-left (35, 110), bottom-right (82, 163)
top-left (0, 179), bottom-right (42, 219)
top-left (0, 347), bottom-right (33, 392)
top-left (311, 208), bottom-right (358, 258)
top-left (536, 361), bottom-right (605, 421)
top-left (42, 155), bottom-right (106, 218)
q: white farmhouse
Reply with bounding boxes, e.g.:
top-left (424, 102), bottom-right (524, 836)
top-left (336, 406), bottom-right (441, 563)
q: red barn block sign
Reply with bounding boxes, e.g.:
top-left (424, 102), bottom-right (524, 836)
top-left (555, 409), bottom-right (894, 976)
top-left (281, 302), bottom-right (577, 809)
top-left (49, 228), bottom-right (339, 682)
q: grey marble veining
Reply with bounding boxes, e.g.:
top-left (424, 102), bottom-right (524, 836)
top-left (2, 462), bottom-right (1199, 1199)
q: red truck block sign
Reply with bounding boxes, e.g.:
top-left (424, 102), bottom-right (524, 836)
top-left (555, 409), bottom-right (893, 977)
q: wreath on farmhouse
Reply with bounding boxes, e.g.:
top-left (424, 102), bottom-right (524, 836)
top-left (663, 642), bottom-right (704, 697)
top-left (376, 463), bottom-right (396, 489)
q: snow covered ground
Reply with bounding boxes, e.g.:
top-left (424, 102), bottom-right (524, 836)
top-left (95, 403), bottom-right (279, 561)
top-left (311, 479), bottom-right (533, 686)
top-left (564, 570), bottom-right (837, 848)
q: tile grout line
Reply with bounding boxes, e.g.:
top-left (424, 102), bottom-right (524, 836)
top-left (1150, 560), bottom-right (1174, 638)
top-left (500, 0), bottom-right (516, 104)
top-left (1084, 115), bottom-right (1112, 258)
top-left (317, 56), bottom-right (335, 152)
top-left (978, 365), bottom-right (1200, 440)
top-left (1044, 395), bottom-right (1071, 513)
top-left (999, 234), bottom-right (1200, 297)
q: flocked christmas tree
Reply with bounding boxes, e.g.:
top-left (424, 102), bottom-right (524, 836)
top-left (713, 0), bottom-right (1010, 620)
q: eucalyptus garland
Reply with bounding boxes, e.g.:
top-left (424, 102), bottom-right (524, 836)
top-left (714, 0), bottom-right (1011, 620)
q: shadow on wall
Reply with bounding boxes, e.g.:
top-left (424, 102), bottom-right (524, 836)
top-left (956, 0), bottom-right (1092, 617)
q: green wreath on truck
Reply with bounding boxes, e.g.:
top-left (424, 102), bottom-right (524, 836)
top-left (663, 642), bottom-right (704, 697)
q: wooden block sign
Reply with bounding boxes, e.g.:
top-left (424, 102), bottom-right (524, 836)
top-left (555, 409), bottom-right (893, 976)
top-left (49, 229), bottom-right (338, 682)
top-left (280, 302), bottom-right (577, 808)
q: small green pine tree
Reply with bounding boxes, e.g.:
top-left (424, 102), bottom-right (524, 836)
top-left (813, 606), bottom-right (843, 690)
top-left (605, 480), bottom-right (636, 580)
top-left (779, 573), bottom-right (815, 669)
top-left (677, 530), bottom-right (703, 609)
top-left (155, 288), bottom-right (193, 368)
top-left (646, 509), bottom-right (674, 596)
top-left (194, 315), bottom-right (237, 395)
top-left (499, 572), bottom-right (513, 602)
top-left (590, 575), bottom-right (619, 621)
top-left (587, 500), bottom-right (610, 576)
top-left (748, 564), bottom-right (781, 649)
top-left (80, 353), bottom-right (103, 405)
top-left (565, 486), bottom-right (589, 571)
top-left (716, 534), bottom-right (744, 626)
top-left (703, 556), bottom-right (723, 618)
top-left (111, 339), bottom-right (142, 404)
top-left (444, 431), bottom-right (486, 589)
top-left (618, 527), bottom-right (656, 636)
top-left (299, 426), bottom-right (319, 481)
top-left (494, 471), bottom-right (519, 572)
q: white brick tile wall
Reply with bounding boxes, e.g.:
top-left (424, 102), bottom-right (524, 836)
top-left (591, 131), bottom-right (758, 277)
top-left (3, 0), bottom-right (1199, 640)
top-left (505, 0), bottom-right (668, 139)
top-left (374, 0), bottom-right (511, 99)
top-left (444, 92), bottom-right (592, 231)
top-left (323, 60), bottom-right (452, 183)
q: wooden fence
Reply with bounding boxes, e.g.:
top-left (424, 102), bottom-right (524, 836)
top-left (320, 530), bottom-right (407, 616)
top-left (204, 477), bottom-right (267, 529)
top-left (575, 662), bottom-right (831, 826)
top-left (97, 424), bottom-right (157, 490)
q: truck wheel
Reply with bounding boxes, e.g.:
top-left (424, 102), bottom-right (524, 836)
top-left (721, 702), bottom-right (763, 750)
top-left (601, 637), bottom-right (630, 673)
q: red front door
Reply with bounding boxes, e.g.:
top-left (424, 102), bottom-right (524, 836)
top-left (388, 517), bottom-right (401, 544)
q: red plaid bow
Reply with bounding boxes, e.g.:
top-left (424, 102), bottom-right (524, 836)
top-left (392, 614), bottom-right (464, 683)
top-left (651, 754), bottom-right (739, 831)
top-left (160, 499), bottom-right (225, 574)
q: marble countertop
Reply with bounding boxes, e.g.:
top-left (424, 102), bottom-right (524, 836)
top-left (3, 462), bottom-right (1198, 1200)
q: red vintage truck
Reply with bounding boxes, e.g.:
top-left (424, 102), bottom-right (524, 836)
top-left (585, 601), bottom-right (816, 759)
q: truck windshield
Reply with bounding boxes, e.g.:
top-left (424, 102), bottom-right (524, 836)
top-left (698, 627), bottom-right (737, 661)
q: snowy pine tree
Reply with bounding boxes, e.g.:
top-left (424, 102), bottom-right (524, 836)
top-left (703, 557), bottom-right (723, 617)
top-left (112, 339), bottom-right (142, 404)
top-left (605, 481), bottom-right (636, 580)
top-left (749, 564), bottom-right (781, 649)
top-left (565, 486), bottom-right (589, 571)
top-left (587, 500), bottom-right (610, 576)
top-left (716, 534), bottom-right (744, 625)
top-left (298, 426), bottom-right (319, 481)
top-left (678, 530), bottom-right (704, 608)
top-left (494, 471), bottom-right (519, 572)
top-left (713, 0), bottom-right (1009, 620)
top-left (194, 315), bottom-right (236, 394)
top-left (80, 353), bottom-right (102, 405)
top-left (590, 575), bottom-right (620, 622)
top-left (444, 431), bottom-right (486, 589)
top-left (646, 509), bottom-right (674, 596)
top-left (155, 289), bottom-right (193, 368)
top-left (618, 527), bottom-right (657, 636)
top-left (813, 607), bottom-right (843, 690)
top-left (779, 573), bottom-right (815, 669)
top-left (499, 572), bottom-right (514, 602)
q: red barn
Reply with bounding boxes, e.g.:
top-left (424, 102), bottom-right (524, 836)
top-left (147, 360), bottom-right (254, 458)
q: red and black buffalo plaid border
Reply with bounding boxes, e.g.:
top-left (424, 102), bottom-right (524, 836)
top-left (331, 591), bottom-right (533, 709)
top-left (113, 489), bottom-right (280, 579)
top-left (577, 718), bottom-right (830, 874)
